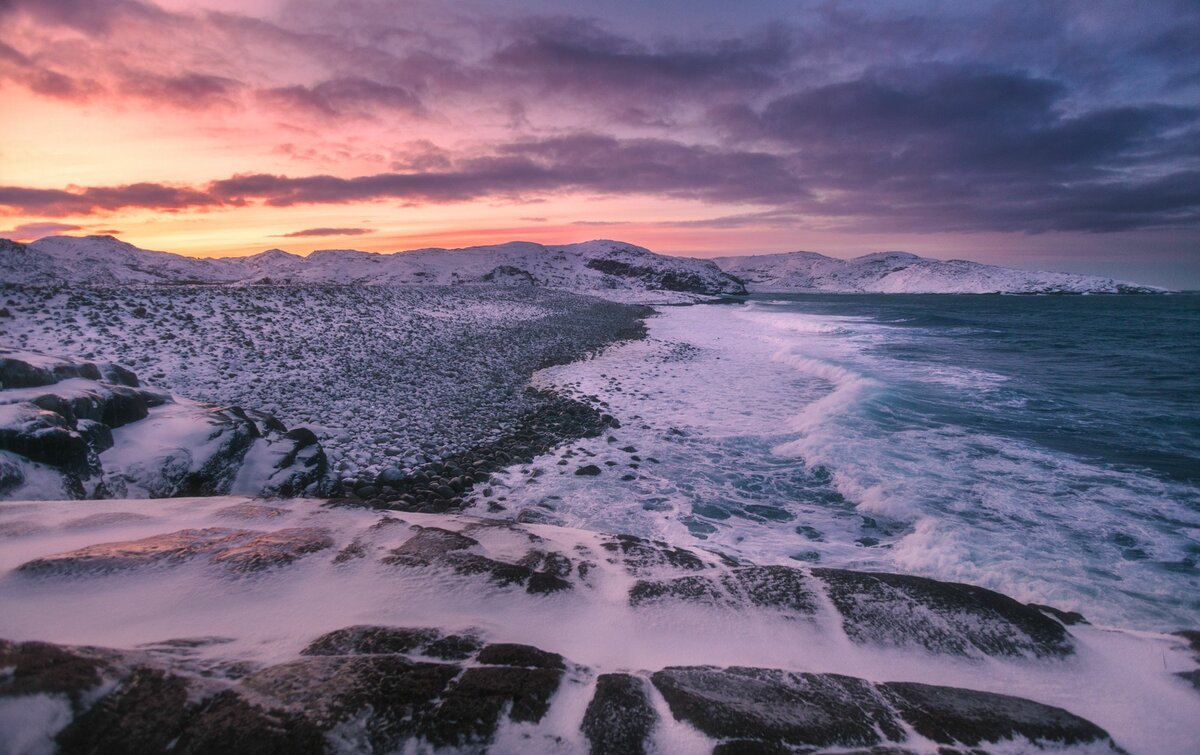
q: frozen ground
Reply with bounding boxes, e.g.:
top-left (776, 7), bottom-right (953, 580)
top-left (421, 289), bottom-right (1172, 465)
top-left (1, 284), bottom-right (648, 496)
top-left (0, 496), bottom-right (1197, 754)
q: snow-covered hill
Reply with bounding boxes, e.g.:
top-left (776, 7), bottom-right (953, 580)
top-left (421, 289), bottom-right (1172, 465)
top-left (0, 236), bottom-right (745, 303)
top-left (713, 250), bottom-right (1161, 294)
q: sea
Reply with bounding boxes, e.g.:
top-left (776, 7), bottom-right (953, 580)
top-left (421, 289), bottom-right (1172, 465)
top-left (482, 293), bottom-right (1200, 632)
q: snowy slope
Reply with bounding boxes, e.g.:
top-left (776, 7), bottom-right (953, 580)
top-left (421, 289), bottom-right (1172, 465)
top-left (713, 250), bottom-right (1161, 294)
top-left (0, 236), bottom-right (745, 303)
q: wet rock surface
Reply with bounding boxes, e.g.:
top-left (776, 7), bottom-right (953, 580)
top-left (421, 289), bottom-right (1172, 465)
top-left (0, 504), bottom-right (1173, 753)
top-left (582, 673), bottom-right (659, 755)
top-left (0, 635), bottom-right (1123, 754)
top-left (381, 525), bottom-right (574, 594)
top-left (651, 666), bottom-right (1117, 753)
top-left (651, 666), bottom-right (905, 749)
top-left (813, 568), bottom-right (1075, 658)
top-left (16, 526), bottom-right (334, 575)
top-left (602, 532), bottom-right (710, 575)
top-left (628, 566), bottom-right (820, 614)
top-left (880, 681), bottom-right (1111, 748)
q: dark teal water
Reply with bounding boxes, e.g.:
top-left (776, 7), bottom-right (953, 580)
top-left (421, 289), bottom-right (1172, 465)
top-left (753, 293), bottom-right (1200, 629)
top-left (772, 294), bottom-right (1200, 486)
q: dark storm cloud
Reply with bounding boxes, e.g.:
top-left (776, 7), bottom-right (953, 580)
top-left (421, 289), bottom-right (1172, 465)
top-left (0, 184), bottom-right (220, 217)
top-left (1, 0), bottom-right (1198, 236)
top-left (274, 227), bottom-right (374, 237)
top-left (0, 40), bottom-right (96, 100)
top-left (490, 16), bottom-right (793, 95)
top-left (119, 71), bottom-right (243, 108)
top-left (205, 135), bottom-right (805, 207)
top-left (0, 221), bottom-right (82, 240)
top-left (0, 0), bottom-right (166, 35)
top-left (258, 77), bottom-right (424, 117)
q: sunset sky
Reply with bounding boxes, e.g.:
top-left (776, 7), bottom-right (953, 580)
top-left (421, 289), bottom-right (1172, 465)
top-left (1, 0), bottom-right (1198, 286)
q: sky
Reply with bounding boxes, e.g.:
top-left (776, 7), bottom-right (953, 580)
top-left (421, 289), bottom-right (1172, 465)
top-left (0, 0), bottom-right (1198, 287)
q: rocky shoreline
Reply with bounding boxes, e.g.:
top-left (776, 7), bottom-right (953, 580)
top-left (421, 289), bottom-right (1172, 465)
top-left (2, 497), bottom-right (1197, 753)
top-left (1, 284), bottom-right (654, 505)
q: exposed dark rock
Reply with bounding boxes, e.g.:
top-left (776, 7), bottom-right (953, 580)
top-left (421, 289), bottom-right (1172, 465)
top-left (384, 526), bottom-right (477, 563)
top-left (576, 464), bottom-right (602, 476)
top-left (582, 673), bottom-right (658, 755)
top-left (99, 386), bottom-right (150, 428)
top-left (242, 655), bottom-right (460, 750)
top-left (477, 643), bottom-right (565, 670)
top-left (723, 565), bottom-right (818, 615)
top-left (76, 418), bottom-right (114, 454)
top-left (383, 525), bottom-right (573, 594)
top-left (0, 639), bottom-right (108, 707)
top-left (880, 681), bottom-right (1114, 748)
top-left (1030, 603), bottom-right (1090, 626)
top-left (302, 626), bottom-right (444, 657)
top-left (170, 690), bottom-right (325, 755)
top-left (813, 568), bottom-right (1074, 657)
top-left (518, 548), bottom-right (574, 578)
top-left (481, 265), bottom-right (538, 285)
top-left (630, 575), bottom-right (728, 607)
top-left (56, 667), bottom-right (191, 754)
top-left (602, 533), bottom-right (709, 574)
top-left (1174, 629), bottom-right (1200, 656)
top-left (0, 454), bottom-right (24, 493)
top-left (0, 356), bottom-right (58, 388)
top-left (651, 666), bottom-right (905, 749)
top-left (0, 404), bottom-right (92, 474)
top-left (100, 363), bottom-right (139, 387)
top-left (426, 665), bottom-right (563, 746)
top-left (584, 257), bottom-right (745, 295)
top-left (424, 633), bottom-right (484, 660)
top-left (1177, 669), bottom-right (1200, 692)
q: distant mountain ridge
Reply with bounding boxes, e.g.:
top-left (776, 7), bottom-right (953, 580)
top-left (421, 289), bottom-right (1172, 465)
top-left (713, 250), bottom-right (1160, 294)
top-left (0, 235), bottom-right (1161, 296)
top-left (0, 235), bottom-right (745, 304)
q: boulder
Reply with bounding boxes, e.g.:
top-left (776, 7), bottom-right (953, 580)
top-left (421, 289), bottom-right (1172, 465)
top-left (582, 673), bottom-right (658, 755)
top-left (812, 568), bottom-right (1074, 658)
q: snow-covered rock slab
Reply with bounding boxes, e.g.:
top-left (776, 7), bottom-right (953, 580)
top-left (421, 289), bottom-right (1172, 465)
top-left (1, 497), bottom-right (1196, 753)
top-left (713, 250), bottom-right (1162, 294)
top-left (0, 349), bottom-right (327, 500)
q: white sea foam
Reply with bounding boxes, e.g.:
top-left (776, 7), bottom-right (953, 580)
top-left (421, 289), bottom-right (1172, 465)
top-left (478, 301), bottom-right (1200, 632)
top-left (0, 496), bottom-right (1197, 754)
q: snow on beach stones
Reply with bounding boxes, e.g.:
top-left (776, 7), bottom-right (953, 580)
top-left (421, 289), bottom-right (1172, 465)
top-left (1, 283), bottom-right (648, 501)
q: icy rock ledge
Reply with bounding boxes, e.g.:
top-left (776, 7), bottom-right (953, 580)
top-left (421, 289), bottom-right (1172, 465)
top-left (0, 633), bottom-right (1120, 755)
top-left (2, 499), bottom-right (1196, 752)
top-left (0, 349), bottom-right (328, 500)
